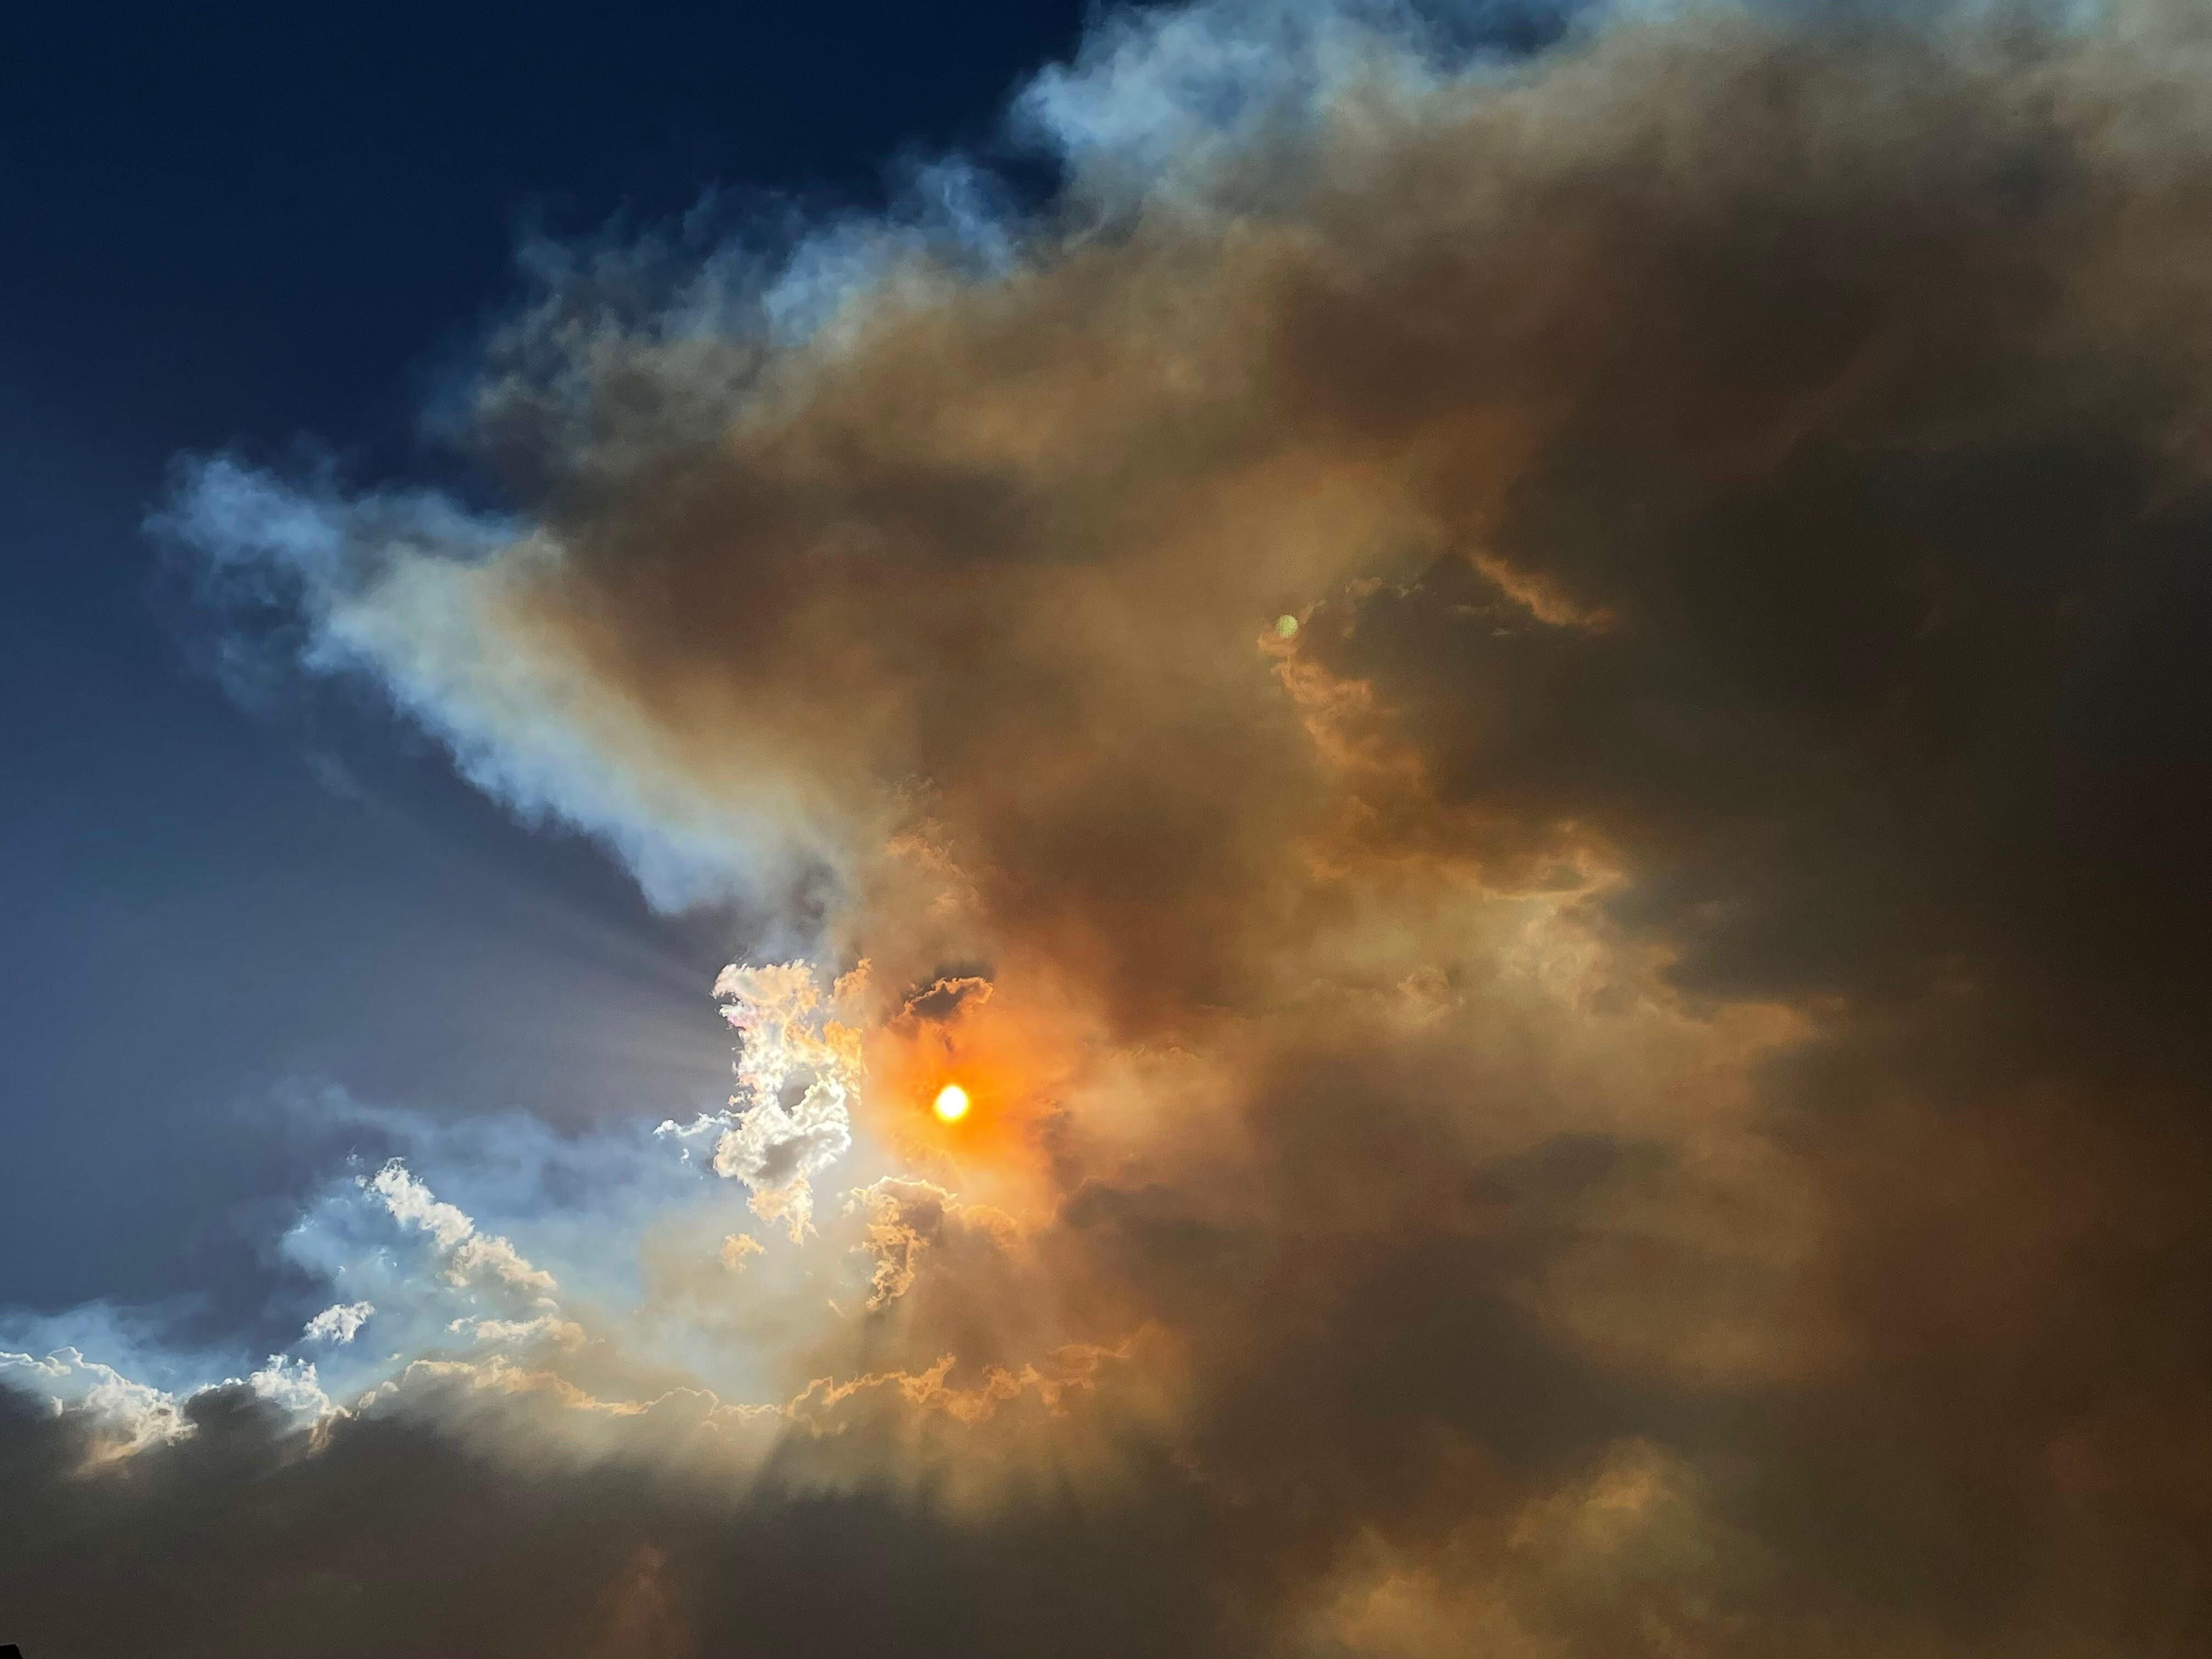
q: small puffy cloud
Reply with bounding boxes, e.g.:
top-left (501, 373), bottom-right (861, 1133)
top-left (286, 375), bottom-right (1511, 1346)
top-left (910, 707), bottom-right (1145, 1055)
top-left (448, 1234), bottom-right (558, 1294)
top-left (364, 1159), bottom-right (557, 1292)
top-left (245, 1355), bottom-right (332, 1420)
top-left (302, 1301), bottom-right (375, 1344)
top-left (365, 1161), bottom-right (475, 1251)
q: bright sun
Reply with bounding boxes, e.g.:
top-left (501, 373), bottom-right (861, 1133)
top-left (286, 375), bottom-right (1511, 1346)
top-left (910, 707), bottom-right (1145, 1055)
top-left (932, 1082), bottom-right (971, 1123)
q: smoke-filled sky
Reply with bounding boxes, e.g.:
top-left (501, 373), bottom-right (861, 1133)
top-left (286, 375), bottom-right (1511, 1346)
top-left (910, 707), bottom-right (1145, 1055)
top-left (7, 1), bottom-right (2212, 1654)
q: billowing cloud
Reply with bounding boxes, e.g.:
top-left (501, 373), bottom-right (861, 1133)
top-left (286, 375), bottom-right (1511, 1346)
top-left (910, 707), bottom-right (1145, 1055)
top-left (0, 1347), bottom-right (190, 1460)
top-left (10, 1), bottom-right (2212, 1654)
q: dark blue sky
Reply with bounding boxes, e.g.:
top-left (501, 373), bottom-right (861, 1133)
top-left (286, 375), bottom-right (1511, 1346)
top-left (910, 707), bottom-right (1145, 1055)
top-left (0, 1), bottom-right (1091, 1352)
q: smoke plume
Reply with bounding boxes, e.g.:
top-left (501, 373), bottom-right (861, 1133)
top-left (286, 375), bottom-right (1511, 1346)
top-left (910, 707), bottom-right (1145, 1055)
top-left (9, 2), bottom-right (2212, 1654)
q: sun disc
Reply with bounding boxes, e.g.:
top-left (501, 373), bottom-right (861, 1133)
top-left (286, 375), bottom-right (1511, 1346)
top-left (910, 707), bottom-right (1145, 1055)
top-left (932, 1083), bottom-right (970, 1123)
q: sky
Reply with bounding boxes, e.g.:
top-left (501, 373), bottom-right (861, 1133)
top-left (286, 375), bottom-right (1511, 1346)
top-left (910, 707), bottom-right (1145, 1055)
top-left (3, 2), bottom-right (2210, 1656)
top-left (0, 0), bottom-right (1094, 1343)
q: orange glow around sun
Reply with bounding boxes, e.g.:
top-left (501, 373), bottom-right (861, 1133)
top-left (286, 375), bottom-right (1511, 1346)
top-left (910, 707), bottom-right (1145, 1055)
top-left (861, 963), bottom-right (1099, 1205)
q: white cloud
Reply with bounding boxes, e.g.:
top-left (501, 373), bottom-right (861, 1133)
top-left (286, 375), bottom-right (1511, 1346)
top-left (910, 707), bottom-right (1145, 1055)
top-left (303, 1301), bottom-right (375, 1344)
top-left (448, 1234), bottom-right (558, 1293)
top-left (153, 459), bottom-right (787, 911)
top-left (246, 1355), bottom-right (332, 1419)
top-left (0, 1346), bottom-right (189, 1457)
top-left (364, 1159), bottom-right (558, 1292)
top-left (658, 962), bottom-right (861, 1240)
top-left (366, 1161), bottom-right (476, 1249)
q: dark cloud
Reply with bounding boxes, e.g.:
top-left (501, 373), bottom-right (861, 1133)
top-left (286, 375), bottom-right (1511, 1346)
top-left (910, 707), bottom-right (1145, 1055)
top-left (0, 1384), bottom-right (1215, 1659)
